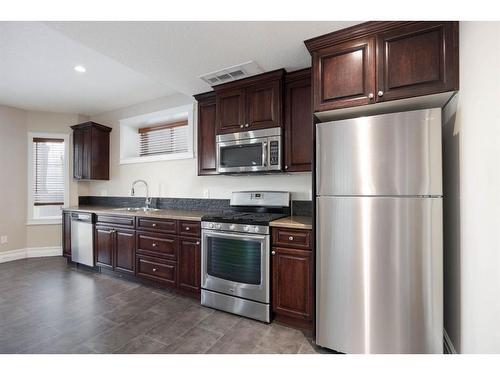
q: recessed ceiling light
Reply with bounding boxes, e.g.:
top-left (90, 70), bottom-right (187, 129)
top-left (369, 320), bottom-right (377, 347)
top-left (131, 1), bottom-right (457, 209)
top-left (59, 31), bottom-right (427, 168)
top-left (74, 65), bottom-right (86, 73)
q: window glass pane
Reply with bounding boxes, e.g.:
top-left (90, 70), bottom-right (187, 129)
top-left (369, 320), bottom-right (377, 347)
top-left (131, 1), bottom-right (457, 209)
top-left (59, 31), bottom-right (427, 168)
top-left (207, 237), bottom-right (261, 285)
top-left (219, 143), bottom-right (262, 168)
top-left (32, 138), bottom-right (65, 219)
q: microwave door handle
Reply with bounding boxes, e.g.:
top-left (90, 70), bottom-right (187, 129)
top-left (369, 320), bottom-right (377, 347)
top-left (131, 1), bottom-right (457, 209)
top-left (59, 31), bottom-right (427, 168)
top-left (262, 141), bottom-right (268, 167)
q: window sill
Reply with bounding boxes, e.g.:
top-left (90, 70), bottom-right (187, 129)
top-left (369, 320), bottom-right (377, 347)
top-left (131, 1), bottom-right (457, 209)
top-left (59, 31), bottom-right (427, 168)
top-left (26, 219), bottom-right (62, 226)
top-left (120, 152), bottom-right (193, 165)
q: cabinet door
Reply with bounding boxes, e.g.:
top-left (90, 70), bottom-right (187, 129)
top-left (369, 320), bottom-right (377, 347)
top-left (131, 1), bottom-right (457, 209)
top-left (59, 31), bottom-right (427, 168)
top-left (73, 129), bottom-right (83, 179)
top-left (272, 247), bottom-right (313, 321)
top-left (114, 228), bottom-right (136, 274)
top-left (62, 212), bottom-right (71, 258)
top-left (90, 127), bottom-right (110, 180)
top-left (178, 238), bottom-right (201, 294)
top-left (95, 226), bottom-right (113, 268)
top-left (284, 71), bottom-right (312, 172)
top-left (312, 36), bottom-right (376, 112)
top-left (245, 80), bottom-right (281, 130)
top-left (197, 95), bottom-right (218, 175)
top-left (81, 127), bottom-right (92, 180)
top-left (216, 89), bottom-right (246, 134)
top-left (376, 22), bottom-right (459, 102)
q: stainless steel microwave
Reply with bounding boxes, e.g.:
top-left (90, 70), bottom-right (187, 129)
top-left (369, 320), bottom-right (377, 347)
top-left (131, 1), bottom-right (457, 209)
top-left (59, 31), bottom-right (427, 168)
top-left (216, 127), bottom-right (282, 173)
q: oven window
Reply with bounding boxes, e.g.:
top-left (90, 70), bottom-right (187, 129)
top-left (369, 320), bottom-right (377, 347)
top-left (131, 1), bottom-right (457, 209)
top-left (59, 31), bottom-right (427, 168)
top-left (220, 143), bottom-right (262, 168)
top-left (207, 237), bottom-right (261, 285)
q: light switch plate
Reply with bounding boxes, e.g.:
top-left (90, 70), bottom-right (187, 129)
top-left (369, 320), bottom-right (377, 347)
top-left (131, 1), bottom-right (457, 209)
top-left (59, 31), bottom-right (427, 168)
top-left (0, 235), bottom-right (8, 244)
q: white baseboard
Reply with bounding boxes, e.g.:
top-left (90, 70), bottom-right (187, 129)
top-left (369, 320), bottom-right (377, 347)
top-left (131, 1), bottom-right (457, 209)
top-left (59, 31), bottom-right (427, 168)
top-left (0, 246), bottom-right (62, 264)
top-left (444, 329), bottom-right (458, 354)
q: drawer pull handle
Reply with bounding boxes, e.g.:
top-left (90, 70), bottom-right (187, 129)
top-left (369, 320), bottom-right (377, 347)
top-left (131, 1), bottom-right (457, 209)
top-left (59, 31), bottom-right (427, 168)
top-left (152, 243), bottom-right (157, 247)
top-left (152, 223), bottom-right (157, 228)
top-left (288, 236), bottom-right (294, 241)
top-left (186, 227), bottom-right (190, 231)
top-left (271, 250), bottom-right (276, 255)
top-left (196, 241), bottom-right (200, 245)
top-left (152, 268), bottom-right (157, 272)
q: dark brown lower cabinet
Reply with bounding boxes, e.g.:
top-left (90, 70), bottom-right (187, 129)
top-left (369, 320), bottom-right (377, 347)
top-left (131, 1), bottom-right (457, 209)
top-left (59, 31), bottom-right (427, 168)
top-left (272, 246), bottom-right (313, 328)
top-left (136, 254), bottom-right (177, 288)
top-left (95, 225), bottom-right (135, 274)
top-left (62, 211), bottom-right (72, 258)
top-left (178, 237), bottom-right (201, 294)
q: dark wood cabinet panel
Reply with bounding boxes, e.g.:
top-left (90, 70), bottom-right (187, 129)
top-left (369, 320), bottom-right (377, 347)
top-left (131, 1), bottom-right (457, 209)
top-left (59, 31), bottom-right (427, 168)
top-left (305, 21), bottom-right (459, 113)
top-left (178, 237), bottom-right (201, 294)
top-left (272, 227), bottom-right (311, 250)
top-left (178, 221), bottom-right (201, 238)
top-left (136, 231), bottom-right (178, 260)
top-left (312, 36), bottom-right (376, 112)
top-left (376, 22), bottom-right (459, 102)
top-left (71, 122), bottom-right (111, 180)
top-left (284, 69), bottom-right (312, 172)
top-left (216, 89), bottom-right (246, 134)
top-left (245, 79), bottom-right (281, 130)
top-left (96, 214), bottom-right (135, 229)
top-left (136, 255), bottom-right (177, 287)
top-left (62, 211), bottom-right (71, 258)
top-left (195, 92), bottom-right (217, 175)
top-left (95, 226), bottom-right (113, 268)
top-left (114, 229), bottom-right (135, 274)
top-left (272, 247), bottom-right (313, 322)
top-left (136, 217), bottom-right (176, 234)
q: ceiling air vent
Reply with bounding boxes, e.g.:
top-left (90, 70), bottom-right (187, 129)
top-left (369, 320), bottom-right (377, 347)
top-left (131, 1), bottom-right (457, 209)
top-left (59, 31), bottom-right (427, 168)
top-left (199, 61), bottom-right (263, 87)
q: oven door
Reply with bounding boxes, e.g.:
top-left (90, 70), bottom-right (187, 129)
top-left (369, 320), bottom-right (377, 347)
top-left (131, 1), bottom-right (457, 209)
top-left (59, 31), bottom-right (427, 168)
top-left (201, 229), bottom-right (270, 303)
top-left (217, 137), bottom-right (268, 173)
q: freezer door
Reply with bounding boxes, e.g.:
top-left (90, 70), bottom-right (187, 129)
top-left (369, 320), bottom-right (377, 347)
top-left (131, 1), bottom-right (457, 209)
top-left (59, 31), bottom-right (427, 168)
top-left (316, 196), bottom-right (443, 353)
top-left (316, 108), bottom-right (442, 196)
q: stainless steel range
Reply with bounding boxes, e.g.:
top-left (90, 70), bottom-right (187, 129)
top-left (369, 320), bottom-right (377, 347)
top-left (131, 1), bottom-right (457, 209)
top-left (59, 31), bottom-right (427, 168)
top-left (201, 191), bottom-right (290, 323)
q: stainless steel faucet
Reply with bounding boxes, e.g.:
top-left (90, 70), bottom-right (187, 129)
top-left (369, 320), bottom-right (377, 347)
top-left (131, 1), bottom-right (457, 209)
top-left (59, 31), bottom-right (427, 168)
top-left (131, 180), bottom-right (152, 209)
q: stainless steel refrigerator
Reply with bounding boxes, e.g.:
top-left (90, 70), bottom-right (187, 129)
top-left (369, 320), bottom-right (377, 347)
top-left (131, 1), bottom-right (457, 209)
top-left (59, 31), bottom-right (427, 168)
top-left (316, 108), bottom-right (443, 354)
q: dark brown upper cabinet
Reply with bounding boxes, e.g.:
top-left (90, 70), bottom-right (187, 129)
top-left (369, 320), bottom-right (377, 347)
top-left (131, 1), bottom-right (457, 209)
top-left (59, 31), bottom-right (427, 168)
top-left (305, 21), bottom-right (459, 113)
top-left (71, 122), bottom-right (112, 180)
top-left (194, 92), bottom-right (217, 176)
top-left (312, 36), bottom-right (376, 112)
top-left (214, 69), bottom-right (284, 134)
top-left (376, 22), bottom-right (459, 102)
top-left (284, 68), bottom-right (313, 172)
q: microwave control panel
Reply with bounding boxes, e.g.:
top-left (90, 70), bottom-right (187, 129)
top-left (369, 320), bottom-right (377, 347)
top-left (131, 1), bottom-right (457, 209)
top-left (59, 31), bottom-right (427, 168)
top-left (269, 141), bottom-right (279, 165)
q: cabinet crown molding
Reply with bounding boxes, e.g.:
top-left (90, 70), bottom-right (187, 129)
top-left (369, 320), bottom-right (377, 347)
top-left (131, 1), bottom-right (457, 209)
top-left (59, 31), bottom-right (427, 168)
top-left (70, 121), bottom-right (112, 132)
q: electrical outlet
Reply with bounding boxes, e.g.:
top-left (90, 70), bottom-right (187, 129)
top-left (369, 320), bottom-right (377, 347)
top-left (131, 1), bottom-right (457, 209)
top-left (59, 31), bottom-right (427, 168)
top-left (0, 235), bottom-right (8, 245)
top-left (203, 189), bottom-right (210, 198)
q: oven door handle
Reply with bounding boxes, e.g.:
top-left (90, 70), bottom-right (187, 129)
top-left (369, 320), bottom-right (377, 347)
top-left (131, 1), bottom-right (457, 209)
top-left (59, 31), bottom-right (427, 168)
top-left (202, 229), bottom-right (268, 241)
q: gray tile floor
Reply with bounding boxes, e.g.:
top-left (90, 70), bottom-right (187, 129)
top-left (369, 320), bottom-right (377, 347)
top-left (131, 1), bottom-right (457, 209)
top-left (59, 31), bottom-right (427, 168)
top-left (0, 257), bottom-right (327, 354)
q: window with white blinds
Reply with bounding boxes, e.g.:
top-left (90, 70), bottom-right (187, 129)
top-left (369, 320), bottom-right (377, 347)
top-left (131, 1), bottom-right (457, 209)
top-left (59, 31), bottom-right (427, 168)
top-left (139, 120), bottom-right (189, 157)
top-left (32, 138), bottom-right (65, 206)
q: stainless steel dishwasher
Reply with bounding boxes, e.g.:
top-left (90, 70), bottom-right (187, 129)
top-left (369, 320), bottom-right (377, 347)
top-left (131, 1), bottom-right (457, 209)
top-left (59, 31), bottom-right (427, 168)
top-left (70, 212), bottom-right (95, 267)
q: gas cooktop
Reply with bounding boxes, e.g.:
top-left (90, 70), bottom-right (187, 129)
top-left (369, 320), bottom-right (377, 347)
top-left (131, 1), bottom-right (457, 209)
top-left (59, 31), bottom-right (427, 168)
top-left (201, 211), bottom-right (288, 226)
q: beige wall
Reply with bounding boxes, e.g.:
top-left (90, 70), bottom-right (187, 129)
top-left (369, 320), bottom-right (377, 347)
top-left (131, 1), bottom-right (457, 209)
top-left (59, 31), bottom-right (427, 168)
top-left (0, 105), bottom-right (87, 252)
top-left (0, 106), bottom-right (28, 252)
top-left (443, 21), bottom-right (500, 353)
top-left (89, 94), bottom-right (312, 201)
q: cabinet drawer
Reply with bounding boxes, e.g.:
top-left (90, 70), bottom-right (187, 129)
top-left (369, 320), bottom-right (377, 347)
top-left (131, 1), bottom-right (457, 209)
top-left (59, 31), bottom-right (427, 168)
top-left (96, 214), bottom-right (135, 228)
top-left (136, 217), bottom-right (177, 234)
top-left (178, 221), bottom-right (201, 237)
top-left (136, 232), bottom-right (178, 260)
top-left (136, 255), bottom-right (177, 287)
top-left (272, 228), bottom-right (311, 249)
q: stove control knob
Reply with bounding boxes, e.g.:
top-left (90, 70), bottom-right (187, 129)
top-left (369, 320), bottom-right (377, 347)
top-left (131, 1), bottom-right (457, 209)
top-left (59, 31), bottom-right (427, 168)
top-left (215, 223), bottom-right (222, 230)
top-left (243, 225), bottom-right (249, 232)
top-left (254, 227), bottom-right (260, 233)
top-left (229, 224), bottom-right (236, 231)
top-left (209, 223), bottom-right (214, 229)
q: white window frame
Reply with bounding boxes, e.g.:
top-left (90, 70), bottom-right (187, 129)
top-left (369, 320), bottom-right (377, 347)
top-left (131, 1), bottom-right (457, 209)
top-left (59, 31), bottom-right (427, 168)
top-left (27, 132), bottom-right (70, 225)
top-left (119, 104), bottom-right (194, 165)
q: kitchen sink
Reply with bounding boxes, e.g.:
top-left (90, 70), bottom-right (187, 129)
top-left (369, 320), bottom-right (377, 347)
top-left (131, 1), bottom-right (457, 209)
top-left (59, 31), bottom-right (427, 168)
top-left (113, 207), bottom-right (160, 212)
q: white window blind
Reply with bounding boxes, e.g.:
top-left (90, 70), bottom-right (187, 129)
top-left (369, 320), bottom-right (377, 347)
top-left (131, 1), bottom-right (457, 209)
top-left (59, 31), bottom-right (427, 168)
top-left (33, 138), bottom-right (65, 206)
top-left (139, 120), bottom-right (188, 157)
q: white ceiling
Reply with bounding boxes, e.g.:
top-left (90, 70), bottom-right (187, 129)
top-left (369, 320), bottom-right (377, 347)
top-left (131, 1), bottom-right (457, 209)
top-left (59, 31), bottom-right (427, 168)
top-left (0, 21), bottom-right (361, 116)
